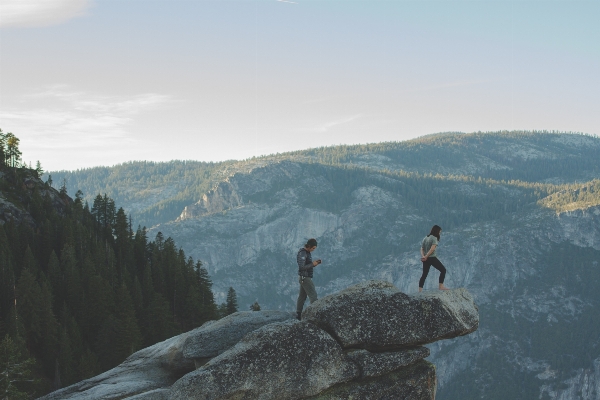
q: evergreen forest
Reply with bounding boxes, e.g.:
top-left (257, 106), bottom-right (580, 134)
top-left (0, 131), bottom-right (237, 398)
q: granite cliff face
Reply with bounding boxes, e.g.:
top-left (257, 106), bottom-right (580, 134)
top-left (39, 282), bottom-right (478, 400)
top-left (0, 170), bottom-right (70, 227)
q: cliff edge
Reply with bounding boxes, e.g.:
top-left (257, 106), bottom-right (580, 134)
top-left (39, 281), bottom-right (478, 400)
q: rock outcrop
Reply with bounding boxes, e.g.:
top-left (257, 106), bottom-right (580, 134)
top-left (40, 282), bottom-right (478, 400)
top-left (182, 310), bottom-right (294, 365)
top-left (345, 347), bottom-right (430, 378)
top-left (171, 320), bottom-right (359, 400)
top-left (38, 331), bottom-right (195, 400)
top-left (0, 170), bottom-right (71, 227)
top-left (302, 281), bottom-right (479, 350)
top-left (306, 360), bottom-right (437, 400)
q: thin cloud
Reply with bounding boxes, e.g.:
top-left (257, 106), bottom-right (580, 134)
top-left (315, 114), bottom-right (363, 133)
top-left (25, 85), bottom-right (173, 114)
top-left (0, 0), bottom-right (91, 28)
top-left (0, 86), bottom-right (174, 169)
top-left (277, 0), bottom-right (298, 4)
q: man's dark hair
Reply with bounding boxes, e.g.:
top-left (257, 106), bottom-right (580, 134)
top-left (305, 238), bottom-right (318, 248)
top-left (428, 225), bottom-right (442, 241)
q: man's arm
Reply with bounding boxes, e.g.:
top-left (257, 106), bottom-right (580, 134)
top-left (297, 250), bottom-right (318, 272)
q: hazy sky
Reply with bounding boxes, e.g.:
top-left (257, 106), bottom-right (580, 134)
top-left (1, 0), bottom-right (598, 171)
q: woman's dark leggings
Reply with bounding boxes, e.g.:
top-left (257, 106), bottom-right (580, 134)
top-left (419, 257), bottom-right (446, 288)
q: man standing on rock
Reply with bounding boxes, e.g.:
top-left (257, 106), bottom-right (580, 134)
top-left (296, 238), bottom-right (322, 320)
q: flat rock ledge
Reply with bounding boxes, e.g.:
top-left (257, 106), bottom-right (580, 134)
top-left (302, 280), bottom-right (479, 350)
top-left (38, 281), bottom-right (477, 400)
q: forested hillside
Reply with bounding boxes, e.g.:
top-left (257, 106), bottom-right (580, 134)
top-left (0, 131), bottom-right (223, 398)
top-left (45, 160), bottom-right (233, 228)
top-left (49, 130), bottom-right (600, 230)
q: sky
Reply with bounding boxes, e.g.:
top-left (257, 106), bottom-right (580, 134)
top-left (0, 0), bottom-right (599, 171)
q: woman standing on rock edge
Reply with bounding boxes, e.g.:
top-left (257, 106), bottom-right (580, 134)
top-left (419, 225), bottom-right (450, 292)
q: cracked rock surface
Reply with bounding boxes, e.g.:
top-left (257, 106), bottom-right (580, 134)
top-left (170, 320), bottom-right (359, 400)
top-left (182, 310), bottom-right (294, 360)
top-left (302, 281), bottom-right (479, 350)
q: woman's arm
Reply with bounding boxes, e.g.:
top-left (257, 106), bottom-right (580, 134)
top-left (423, 244), bottom-right (437, 258)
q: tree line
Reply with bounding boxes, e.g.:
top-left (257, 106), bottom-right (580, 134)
top-left (47, 160), bottom-right (234, 228)
top-left (48, 130), bottom-right (600, 229)
top-left (0, 128), bottom-right (23, 169)
top-left (0, 132), bottom-right (240, 397)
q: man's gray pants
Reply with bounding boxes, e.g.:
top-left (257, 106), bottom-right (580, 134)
top-left (296, 276), bottom-right (318, 314)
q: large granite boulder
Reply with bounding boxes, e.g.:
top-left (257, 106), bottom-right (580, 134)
top-left (169, 320), bottom-right (360, 400)
top-left (346, 346), bottom-right (430, 378)
top-left (38, 331), bottom-right (195, 400)
top-left (306, 359), bottom-right (436, 400)
top-left (40, 281), bottom-right (477, 400)
top-left (302, 280), bottom-right (478, 350)
top-left (182, 310), bottom-right (294, 363)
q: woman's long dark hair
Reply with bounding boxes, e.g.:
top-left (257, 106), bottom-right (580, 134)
top-left (428, 225), bottom-right (442, 241)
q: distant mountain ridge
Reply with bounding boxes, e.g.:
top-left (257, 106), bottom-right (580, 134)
top-left (48, 131), bottom-right (600, 399)
top-left (49, 130), bottom-right (600, 229)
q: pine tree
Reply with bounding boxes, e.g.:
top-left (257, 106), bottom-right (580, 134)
top-left (189, 262), bottom-right (218, 321)
top-left (15, 267), bottom-right (42, 352)
top-left (113, 207), bottom-right (130, 283)
top-left (56, 323), bottom-right (75, 388)
top-left (0, 129), bottom-right (6, 167)
top-left (60, 244), bottom-right (81, 318)
top-left (91, 195), bottom-right (104, 227)
top-left (217, 303), bottom-right (228, 319)
top-left (0, 334), bottom-right (36, 400)
top-left (47, 251), bottom-right (62, 309)
top-left (112, 285), bottom-right (141, 362)
top-left (94, 314), bottom-right (118, 371)
top-left (38, 281), bottom-right (58, 377)
top-left (77, 348), bottom-right (99, 381)
top-left (142, 294), bottom-right (176, 347)
top-left (59, 179), bottom-right (68, 197)
top-left (0, 227), bottom-right (14, 325)
top-left (35, 161), bottom-right (44, 178)
top-left (226, 287), bottom-right (238, 316)
top-left (5, 132), bottom-right (22, 168)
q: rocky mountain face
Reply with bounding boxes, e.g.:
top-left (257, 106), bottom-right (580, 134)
top-left (51, 131), bottom-right (600, 399)
top-left (39, 281), bottom-right (478, 400)
top-left (0, 168), bottom-right (71, 227)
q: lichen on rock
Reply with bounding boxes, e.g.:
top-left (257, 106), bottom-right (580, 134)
top-left (170, 320), bottom-right (359, 400)
top-left (182, 310), bottom-right (294, 362)
top-left (302, 280), bottom-right (479, 351)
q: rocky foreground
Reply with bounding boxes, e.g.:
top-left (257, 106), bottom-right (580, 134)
top-left (39, 281), bottom-right (478, 400)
